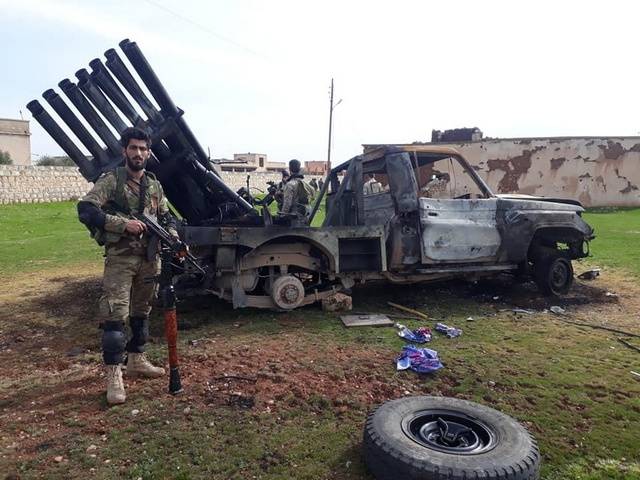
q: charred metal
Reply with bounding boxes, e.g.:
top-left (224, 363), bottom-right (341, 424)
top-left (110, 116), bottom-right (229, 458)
top-left (28, 39), bottom-right (596, 310)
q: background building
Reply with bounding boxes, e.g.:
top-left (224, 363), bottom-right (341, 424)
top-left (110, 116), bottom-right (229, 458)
top-left (216, 153), bottom-right (286, 172)
top-left (0, 118), bottom-right (31, 165)
top-left (304, 161), bottom-right (328, 176)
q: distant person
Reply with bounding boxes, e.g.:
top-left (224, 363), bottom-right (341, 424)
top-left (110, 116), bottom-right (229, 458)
top-left (77, 127), bottom-right (178, 405)
top-left (309, 177), bottom-right (318, 191)
top-left (318, 178), bottom-right (324, 192)
top-left (280, 159), bottom-right (314, 223)
top-left (363, 174), bottom-right (383, 195)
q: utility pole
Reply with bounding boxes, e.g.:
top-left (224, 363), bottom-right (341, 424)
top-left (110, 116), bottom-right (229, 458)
top-left (326, 78), bottom-right (335, 173)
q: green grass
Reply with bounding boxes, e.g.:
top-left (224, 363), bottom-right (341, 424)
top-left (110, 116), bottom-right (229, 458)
top-left (0, 202), bottom-right (634, 277)
top-left (0, 201), bottom-right (101, 274)
top-left (1, 203), bottom-right (639, 480)
top-left (583, 208), bottom-right (640, 275)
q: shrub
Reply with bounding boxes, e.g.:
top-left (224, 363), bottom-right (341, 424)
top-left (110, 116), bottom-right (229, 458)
top-left (0, 150), bottom-right (12, 165)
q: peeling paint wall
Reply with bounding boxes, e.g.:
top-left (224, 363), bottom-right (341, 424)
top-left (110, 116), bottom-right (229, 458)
top-left (421, 137), bottom-right (640, 207)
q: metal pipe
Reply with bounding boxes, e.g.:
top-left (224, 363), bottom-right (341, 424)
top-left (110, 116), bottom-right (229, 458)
top-left (76, 68), bottom-right (128, 134)
top-left (188, 155), bottom-right (254, 213)
top-left (104, 48), bottom-right (162, 123)
top-left (26, 100), bottom-right (98, 181)
top-left (89, 58), bottom-right (142, 125)
top-left (58, 79), bottom-right (122, 157)
top-left (119, 39), bottom-right (211, 169)
top-left (42, 88), bottom-right (110, 166)
top-left (88, 59), bottom-right (174, 165)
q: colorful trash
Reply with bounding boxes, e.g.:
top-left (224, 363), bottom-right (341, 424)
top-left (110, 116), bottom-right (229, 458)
top-left (396, 345), bottom-right (443, 373)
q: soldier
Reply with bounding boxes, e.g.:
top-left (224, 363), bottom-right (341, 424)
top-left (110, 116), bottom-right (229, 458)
top-left (274, 169), bottom-right (289, 211)
top-left (280, 159), bottom-right (314, 223)
top-left (77, 127), bottom-right (178, 405)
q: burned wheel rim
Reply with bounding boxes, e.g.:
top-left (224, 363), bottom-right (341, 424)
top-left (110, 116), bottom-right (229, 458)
top-left (402, 409), bottom-right (497, 455)
top-left (549, 259), bottom-right (570, 291)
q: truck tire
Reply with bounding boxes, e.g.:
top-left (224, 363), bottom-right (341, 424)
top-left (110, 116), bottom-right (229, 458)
top-left (363, 396), bottom-right (540, 480)
top-left (534, 253), bottom-right (573, 296)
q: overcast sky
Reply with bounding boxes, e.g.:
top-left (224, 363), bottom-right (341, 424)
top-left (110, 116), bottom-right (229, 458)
top-left (1, 0), bottom-right (639, 164)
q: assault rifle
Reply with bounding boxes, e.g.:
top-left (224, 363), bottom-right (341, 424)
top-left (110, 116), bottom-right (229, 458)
top-left (134, 212), bottom-right (204, 395)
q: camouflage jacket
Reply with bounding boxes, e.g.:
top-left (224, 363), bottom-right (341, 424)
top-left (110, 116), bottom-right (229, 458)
top-left (81, 168), bottom-right (177, 256)
top-left (281, 175), bottom-right (314, 216)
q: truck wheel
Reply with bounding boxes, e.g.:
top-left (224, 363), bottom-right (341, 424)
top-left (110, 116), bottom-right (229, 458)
top-left (363, 396), bottom-right (540, 480)
top-left (534, 254), bottom-right (573, 296)
top-left (271, 274), bottom-right (305, 310)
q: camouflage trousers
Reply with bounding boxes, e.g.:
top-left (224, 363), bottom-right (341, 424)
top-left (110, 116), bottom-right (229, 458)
top-left (100, 254), bottom-right (160, 323)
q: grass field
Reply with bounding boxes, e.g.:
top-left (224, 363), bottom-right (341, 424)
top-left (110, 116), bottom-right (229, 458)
top-left (0, 202), bottom-right (639, 480)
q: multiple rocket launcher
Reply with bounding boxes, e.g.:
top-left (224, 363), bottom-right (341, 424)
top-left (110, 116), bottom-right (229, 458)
top-left (27, 39), bottom-right (254, 225)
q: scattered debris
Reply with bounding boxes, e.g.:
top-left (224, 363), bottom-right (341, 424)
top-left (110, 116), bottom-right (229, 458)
top-left (578, 269), bottom-right (601, 280)
top-left (492, 296), bottom-right (500, 300)
top-left (605, 291), bottom-right (619, 299)
top-left (631, 371), bottom-right (640, 379)
top-left (511, 308), bottom-right (535, 315)
top-left (396, 345), bottom-right (443, 373)
top-left (131, 409), bottom-right (140, 416)
top-left (340, 314), bottom-right (393, 328)
top-left (86, 444), bottom-right (97, 452)
top-left (435, 323), bottom-right (462, 338)
top-left (466, 316), bottom-right (475, 321)
top-left (53, 456), bottom-right (63, 463)
top-left (322, 292), bottom-right (353, 312)
top-left (551, 318), bottom-right (640, 338)
top-left (387, 302), bottom-right (429, 320)
top-left (550, 306), bottom-right (566, 315)
top-left (617, 338), bottom-right (640, 353)
top-left (395, 323), bottom-right (432, 343)
top-left (183, 406), bottom-right (191, 415)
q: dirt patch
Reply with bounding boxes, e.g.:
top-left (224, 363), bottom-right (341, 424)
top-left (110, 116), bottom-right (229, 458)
top-left (2, 263), bottom-right (640, 477)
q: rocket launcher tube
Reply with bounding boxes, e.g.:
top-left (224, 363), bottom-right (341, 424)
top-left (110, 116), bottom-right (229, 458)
top-left (58, 79), bottom-right (122, 157)
top-left (89, 59), bottom-right (142, 125)
top-left (26, 100), bottom-right (98, 181)
top-left (42, 89), bottom-right (110, 167)
top-left (76, 69), bottom-right (128, 134)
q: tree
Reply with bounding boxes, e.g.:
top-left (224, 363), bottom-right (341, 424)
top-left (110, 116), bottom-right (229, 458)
top-left (0, 150), bottom-right (12, 165)
top-left (37, 155), bottom-right (75, 166)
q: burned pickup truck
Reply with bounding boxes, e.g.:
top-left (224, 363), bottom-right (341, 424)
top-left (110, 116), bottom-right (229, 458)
top-left (27, 39), bottom-right (594, 310)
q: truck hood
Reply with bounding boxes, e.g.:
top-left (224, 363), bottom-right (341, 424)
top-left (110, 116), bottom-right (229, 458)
top-left (496, 194), bottom-right (584, 209)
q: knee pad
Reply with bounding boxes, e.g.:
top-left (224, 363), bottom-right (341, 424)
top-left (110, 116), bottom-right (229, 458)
top-left (102, 321), bottom-right (125, 364)
top-left (126, 316), bottom-right (149, 353)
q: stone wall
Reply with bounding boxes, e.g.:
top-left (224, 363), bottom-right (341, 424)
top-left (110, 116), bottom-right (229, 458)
top-left (0, 166), bottom-right (321, 204)
top-left (0, 166), bottom-right (90, 204)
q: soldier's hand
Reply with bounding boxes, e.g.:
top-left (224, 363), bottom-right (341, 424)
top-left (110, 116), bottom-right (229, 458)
top-left (125, 219), bottom-right (147, 235)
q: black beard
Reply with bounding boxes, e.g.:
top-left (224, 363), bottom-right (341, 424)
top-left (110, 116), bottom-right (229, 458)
top-left (126, 156), bottom-right (146, 172)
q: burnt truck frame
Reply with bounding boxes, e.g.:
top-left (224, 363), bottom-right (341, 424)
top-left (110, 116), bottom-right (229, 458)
top-left (28, 39), bottom-right (594, 310)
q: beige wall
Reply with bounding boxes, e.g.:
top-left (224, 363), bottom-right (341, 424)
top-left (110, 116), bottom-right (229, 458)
top-left (0, 119), bottom-right (31, 166)
top-left (367, 137), bottom-right (640, 207)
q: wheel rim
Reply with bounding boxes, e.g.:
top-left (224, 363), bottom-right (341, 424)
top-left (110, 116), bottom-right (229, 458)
top-left (550, 260), bottom-right (570, 290)
top-left (402, 409), bottom-right (497, 455)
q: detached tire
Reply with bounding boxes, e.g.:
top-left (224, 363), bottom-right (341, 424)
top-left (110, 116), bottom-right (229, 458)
top-left (534, 254), bottom-right (573, 296)
top-left (363, 396), bottom-right (540, 480)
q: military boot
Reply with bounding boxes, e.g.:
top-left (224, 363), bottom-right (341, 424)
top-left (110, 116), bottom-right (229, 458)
top-left (106, 364), bottom-right (126, 405)
top-left (127, 353), bottom-right (165, 378)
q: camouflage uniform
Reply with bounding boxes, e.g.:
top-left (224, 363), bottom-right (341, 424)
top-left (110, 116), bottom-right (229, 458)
top-left (280, 174), bottom-right (314, 221)
top-left (80, 168), bottom-right (176, 365)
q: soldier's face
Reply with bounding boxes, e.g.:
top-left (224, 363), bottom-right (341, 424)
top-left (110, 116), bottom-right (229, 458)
top-left (124, 139), bottom-right (150, 171)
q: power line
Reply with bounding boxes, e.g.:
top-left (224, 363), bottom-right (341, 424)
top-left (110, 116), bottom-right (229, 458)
top-left (142, 0), bottom-right (264, 58)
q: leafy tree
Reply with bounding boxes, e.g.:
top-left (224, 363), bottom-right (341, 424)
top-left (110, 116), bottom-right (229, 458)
top-left (37, 155), bottom-right (75, 166)
top-left (0, 150), bottom-right (12, 165)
